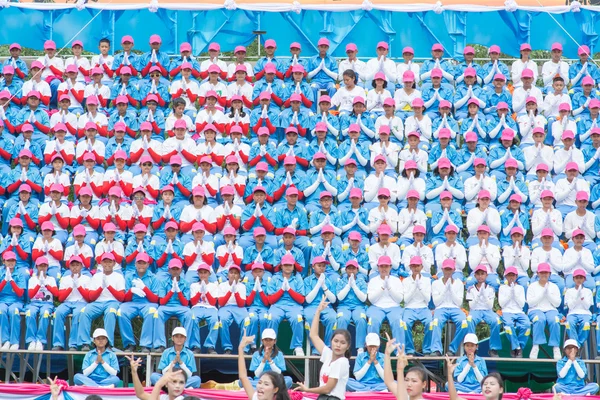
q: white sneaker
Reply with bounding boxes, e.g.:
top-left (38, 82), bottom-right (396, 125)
top-left (553, 346), bottom-right (562, 360)
top-left (1, 341), bottom-right (9, 350)
top-left (27, 342), bottom-right (36, 351)
top-left (357, 348), bottom-right (365, 355)
top-left (35, 341), bottom-right (44, 351)
top-left (529, 344), bottom-right (539, 359)
top-left (294, 347), bottom-right (305, 356)
top-left (9, 343), bottom-right (19, 350)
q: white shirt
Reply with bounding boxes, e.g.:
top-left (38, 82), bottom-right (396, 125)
top-left (64, 242), bottom-right (95, 265)
top-left (21, 79), bottom-right (51, 99)
top-left (517, 113), bottom-right (547, 146)
top-left (217, 281), bottom-right (247, 306)
top-left (528, 180), bottom-right (556, 209)
top-left (130, 138), bottom-right (163, 165)
top-left (554, 147), bottom-right (585, 175)
top-left (466, 207), bottom-right (501, 238)
top-left (162, 137), bottom-right (197, 168)
top-left (59, 274), bottom-right (91, 303)
top-left (319, 346), bottom-right (350, 400)
top-left (338, 59), bottom-right (367, 85)
top-left (404, 115), bottom-right (432, 142)
top-left (524, 145), bottom-right (554, 176)
top-left (434, 242), bottom-right (467, 275)
top-left (331, 86), bottom-right (366, 114)
top-left (75, 139), bottom-right (106, 160)
top-left (498, 283), bottom-right (526, 314)
top-left (564, 210), bottom-right (597, 241)
top-left (367, 275), bottom-right (403, 309)
top-left (190, 280), bottom-right (220, 309)
top-left (37, 56), bottom-right (64, 80)
top-left (555, 177), bottom-right (590, 208)
top-left (394, 89), bottom-right (422, 113)
top-left (183, 241), bottom-right (216, 272)
top-left (200, 59), bottom-right (228, 74)
top-left (432, 277), bottom-right (464, 309)
top-left (511, 59), bottom-right (538, 89)
top-left (375, 115), bottom-right (404, 142)
top-left (396, 208), bottom-right (427, 239)
top-left (363, 173), bottom-right (397, 204)
top-left (165, 114), bottom-right (195, 133)
top-left (83, 84), bottom-right (112, 113)
top-left (562, 247), bottom-right (594, 275)
top-left (466, 283), bottom-right (495, 311)
top-left (542, 92), bottom-right (572, 118)
top-left (512, 86), bottom-right (543, 116)
top-left (170, 79), bottom-right (201, 111)
top-left (88, 272), bottom-right (125, 302)
top-left (502, 244), bottom-right (531, 277)
top-left (550, 119), bottom-right (578, 147)
top-left (90, 55), bottom-right (115, 85)
top-left (526, 281), bottom-right (561, 312)
top-left (468, 243), bottom-right (500, 274)
top-left (531, 247), bottom-right (563, 274)
top-left (463, 176), bottom-right (498, 207)
top-left (564, 286), bottom-right (593, 316)
top-left (364, 57), bottom-right (397, 85)
top-left (64, 56), bottom-right (91, 83)
top-left (94, 241), bottom-right (125, 271)
top-left (50, 110), bottom-right (79, 131)
top-left (401, 243), bottom-right (433, 273)
top-left (403, 275), bottom-right (431, 309)
top-left (57, 80), bottom-right (86, 109)
top-left (541, 60), bottom-right (570, 90)
top-left (367, 243), bottom-right (401, 272)
top-left (366, 89), bottom-right (392, 114)
top-left (32, 238), bottom-right (63, 268)
top-left (28, 274), bottom-right (58, 302)
top-left (78, 112), bottom-right (109, 132)
top-left (396, 62), bottom-right (421, 86)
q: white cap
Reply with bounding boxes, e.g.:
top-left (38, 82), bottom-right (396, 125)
top-left (262, 328), bottom-right (277, 340)
top-left (463, 333), bottom-right (479, 345)
top-left (93, 328), bottom-right (108, 339)
top-left (172, 327), bottom-right (187, 337)
top-left (365, 333), bottom-right (380, 347)
top-left (564, 339), bottom-right (579, 349)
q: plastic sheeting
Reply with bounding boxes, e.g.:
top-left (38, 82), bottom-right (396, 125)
top-left (1, 6), bottom-right (600, 59)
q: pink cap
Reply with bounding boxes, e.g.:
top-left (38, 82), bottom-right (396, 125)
top-left (345, 43), bottom-right (357, 52)
top-left (19, 149), bottom-right (33, 158)
top-left (121, 35), bottom-right (134, 44)
top-left (536, 163), bottom-right (549, 172)
top-left (179, 42), bottom-right (192, 52)
top-left (257, 126), bottom-right (270, 136)
top-left (521, 69), bottom-right (534, 79)
top-left (345, 159), bottom-right (357, 166)
top-left (289, 93), bottom-right (302, 103)
top-left (65, 64), bottom-right (78, 74)
top-left (348, 231), bottom-right (362, 241)
top-left (445, 225), bottom-right (459, 234)
top-left (113, 150), bottom-right (127, 160)
top-left (223, 227), bottom-right (237, 236)
top-left (263, 63), bottom-right (277, 74)
top-left (2, 65), bottom-right (14, 75)
top-left (579, 45), bottom-right (591, 56)
top-left (86, 96), bottom-right (98, 105)
top-left (9, 218), bottom-right (23, 228)
top-left (474, 158), bottom-right (486, 167)
top-left (509, 194), bottom-right (522, 203)
top-left (402, 46), bottom-right (414, 54)
top-left (412, 98), bottom-right (425, 108)
top-left (321, 225), bottom-right (334, 234)
top-left (493, 73), bottom-right (506, 81)
top-left (251, 262), bottom-right (265, 271)
top-left (208, 42), bottom-right (221, 52)
top-left (233, 45), bottom-right (246, 54)
top-left (133, 223), bottom-right (147, 233)
top-left (44, 40), bottom-right (56, 50)
top-left (192, 186), bottom-right (205, 197)
top-left (413, 225), bottom-right (426, 235)
top-left (68, 255), bottom-right (83, 265)
top-left (234, 64), bottom-right (248, 74)
top-left (136, 253), bottom-right (150, 263)
top-left (348, 123), bottom-right (360, 133)
top-left (345, 260), bottom-right (359, 269)
top-left (407, 189), bottom-right (420, 199)
top-left (562, 130), bottom-right (575, 140)
top-left (540, 189), bottom-right (554, 198)
top-left (207, 64), bottom-right (221, 74)
top-left (165, 221), bottom-right (179, 231)
top-left (312, 256), bottom-right (329, 265)
top-left (30, 61), bottom-right (44, 70)
top-left (349, 188), bottom-right (363, 198)
top-left (573, 268), bottom-right (587, 278)
top-left (432, 43), bottom-right (444, 52)
top-left (465, 131), bottom-right (478, 142)
top-left (409, 256), bottom-right (423, 265)
top-left (463, 67), bottom-right (476, 77)
top-left (474, 264), bottom-right (488, 273)
top-left (101, 252), bottom-right (116, 262)
top-left (439, 99), bottom-right (452, 109)
top-left (9, 43), bottom-right (21, 50)
top-left (438, 157), bottom-right (451, 169)
top-left (377, 187), bottom-right (391, 197)
top-left (510, 227), bottom-right (524, 237)
top-left (220, 185), bottom-right (235, 196)
top-left (582, 76), bottom-right (595, 86)
top-left (438, 128), bottom-right (451, 139)
top-left (120, 66), bottom-right (132, 75)
top-left (78, 187), bottom-right (93, 197)
top-left (49, 183), bottom-right (64, 193)
top-left (520, 43), bottom-right (532, 51)
top-left (192, 222), bottom-right (206, 232)
top-left (149, 65), bottom-right (161, 74)
top-left (442, 259), bottom-right (456, 270)
top-left (225, 155), bottom-right (239, 165)
top-left (318, 38), bottom-right (330, 47)
top-left (253, 184), bottom-right (267, 193)
top-left (281, 254), bottom-right (296, 265)
top-left (463, 46), bottom-right (475, 54)
top-left (496, 102), bottom-right (509, 110)
top-left (285, 187), bottom-right (299, 196)
top-left (58, 93), bottom-right (70, 102)
top-left (403, 70), bottom-right (415, 82)
top-left (405, 160), bottom-right (418, 170)
top-left (18, 184), bottom-right (31, 193)
top-left (255, 162), bottom-right (268, 172)
top-left (590, 99), bottom-right (600, 109)
top-left (430, 68), bottom-right (443, 78)
top-left (477, 225), bottom-right (491, 233)
top-left (283, 155), bottom-right (297, 165)
top-left (115, 95), bottom-right (128, 105)
top-left (378, 255), bottom-right (392, 265)
top-left (282, 227), bottom-right (296, 236)
top-left (440, 190), bottom-right (452, 200)
top-left (374, 155), bottom-right (387, 164)
top-left (573, 228), bottom-right (586, 238)
top-left (378, 224), bottom-right (392, 235)
top-left (264, 39), bottom-right (277, 48)
top-left (289, 42), bottom-right (301, 50)
top-left (0, 90), bottom-right (10, 99)
top-left (551, 42), bottom-right (563, 51)
top-left (41, 221), bottom-right (54, 232)
top-left (505, 158), bottom-right (518, 168)
top-left (383, 97), bottom-right (395, 107)
top-left (541, 228), bottom-right (554, 237)
top-left (558, 103), bottom-right (571, 112)
top-left (180, 62), bottom-right (193, 71)
top-left (139, 121), bottom-right (153, 131)
top-left (501, 129), bottom-right (515, 141)
top-left (353, 96), bottom-right (365, 105)
top-left (379, 125), bottom-right (390, 135)
top-left (566, 161), bottom-right (579, 171)
top-left (313, 151), bottom-right (327, 160)
top-left (505, 266), bottom-right (518, 275)
top-left (319, 190), bottom-right (333, 199)
top-left (173, 119), bottom-right (187, 130)
top-left (576, 191), bottom-right (589, 201)
top-left (27, 90), bottom-right (41, 99)
top-left (169, 154), bottom-right (183, 165)
top-left (537, 263), bottom-right (551, 273)
top-left (374, 72), bottom-right (386, 81)
top-left (228, 264), bottom-right (242, 272)
top-left (103, 221), bottom-right (118, 232)
top-left (168, 259), bottom-right (183, 269)
top-left (478, 189), bottom-right (491, 199)
top-left (376, 41), bottom-right (389, 50)
top-left (3, 251), bottom-right (15, 261)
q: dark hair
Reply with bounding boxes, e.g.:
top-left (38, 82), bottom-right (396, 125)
top-left (161, 366), bottom-right (188, 394)
top-left (553, 76), bottom-right (564, 84)
top-left (85, 396), bottom-right (104, 400)
top-left (228, 104), bottom-right (247, 118)
top-left (343, 69), bottom-right (358, 85)
top-left (182, 397), bottom-right (202, 400)
top-left (259, 343), bottom-right (280, 358)
top-left (372, 78), bottom-right (388, 89)
top-left (261, 371), bottom-right (291, 400)
top-left (172, 98), bottom-right (186, 109)
top-left (331, 329), bottom-right (352, 358)
top-left (402, 167), bottom-right (420, 178)
top-left (406, 366), bottom-right (427, 382)
top-left (433, 165), bottom-right (455, 177)
top-left (482, 373), bottom-right (504, 398)
top-left (99, 38), bottom-right (111, 46)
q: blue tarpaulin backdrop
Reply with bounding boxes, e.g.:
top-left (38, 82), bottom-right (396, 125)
top-left (2, 7), bottom-right (600, 60)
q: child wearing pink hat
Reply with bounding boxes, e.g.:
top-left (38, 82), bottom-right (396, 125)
top-left (420, 43), bottom-right (455, 85)
top-left (511, 43), bottom-right (538, 89)
top-left (541, 42), bottom-right (570, 93)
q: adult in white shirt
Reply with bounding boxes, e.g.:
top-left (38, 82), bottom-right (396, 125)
top-left (366, 225), bottom-right (401, 276)
top-left (564, 268), bottom-right (594, 347)
top-left (511, 43), bottom-right (538, 89)
top-left (429, 259), bottom-right (472, 356)
top-left (294, 297), bottom-right (350, 400)
top-left (364, 42), bottom-right (397, 88)
top-left (555, 166), bottom-right (590, 216)
top-left (541, 42), bottom-right (570, 93)
top-left (402, 258), bottom-right (432, 355)
top-left (466, 190), bottom-right (501, 246)
top-left (527, 262), bottom-right (562, 359)
top-left (467, 225), bottom-right (501, 290)
top-left (396, 47), bottom-right (420, 88)
top-left (338, 43), bottom-right (367, 87)
top-left (498, 266), bottom-right (530, 358)
top-left (76, 252), bottom-right (125, 350)
top-left (366, 255), bottom-right (405, 346)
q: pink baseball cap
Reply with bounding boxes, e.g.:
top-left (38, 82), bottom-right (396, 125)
top-left (2, 65), bottom-right (14, 75)
top-left (283, 156), bottom-right (297, 165)
top-left (383, 98), bottom-right (395, 107)
top-left (442, 259), bottom-right (456, 270)
top-left (255, 162), bottom-right (268, 172)
top-left (430, 68), bottom-right (443, 78)
top-left (257, 126), bottom-right (270, 136)
top-left (509, 194), bottom-right (522, 203)
top-left (101, 252), bottom-right (115, 261)
top-left (412, 98), bottom-right (425, 108)
top-left (413, 225), bottom-right (426, 235)
top-left (374, 155), bottom-right (387, 164)
top-left (133, 223), bottom-right (147, 233)
top-left (173, 119), bottom-right (187, 129)
top-left (49, 183), bottom-right (64, 193)
top-left (579, 45), bottom-right (591, 56)
top-left (223, 226), bottom-right (237, 236)
top-left (463, 67), bottom-right (476, 77)
top-left (497, 102), bottom-right (509, 110)
top-left (9, 43), bottom-right (21, 50)
top-left (489, 45), bottom-right (501, 54)
top-left (290, 42), bottom-right (301, 50)
top-left (478, 189), bottom-right (491, 199)
top-left (562, 130), bottom-right (575, 140)
top-left (439, 99), bottom-right (451, 109)
top-left (376, 41), bottom-right (388, 50)
top-left (590, 99), bottom-right (600, 109)
top-left (402, 46), bottom-right (414, 54)
top-left (253, 184), bottom-right (267, 193)
top-left (467, 98), bottom-right (480, 107)
top-left (30, 61), bottom-right (44, 70)
top-left (136, 253), bottom-right (150, 263)
top-left (378, 224), bottom-right (392, 235)
top-left (86, 96), bottom-right (98, 106)
top-left (207, 64), bottom-right (221, 74)
top-left (438, 128), bottom-right (451, 139)
top-left (281, 254), bottom-right (296, 265)
top-left (493, 73), bottom-right (506, 81)
top-left (378, 187), bottom-right (391, 197)
top-left (540, 189), bottom-right (554, 198)
top-left (566, 161), bottom-right (579, 171)
top-left (319, 190), bottom-right (333, 199)
top-left (582, 76), bottom-right (594, 86)
top-left (192, 186), bottom-right (205, 197)
top-left (349, 188), bottom-right (363, 198)
top-left (318, 38), bottom-right (330, 47)
top-left (521, 69), bottom-right (534, 78)
top-left (463, 46), bottom-right (475, 55)
top-left (541, 228), bottom-right (554, 237)
top-left (179, 42), bottom-right (192, 52)
top-left (576, 191), bottom-right (589, 201)
top-left (573, 228), bottom-right (586, 237)
top-left (407, 189), bottom-right (420, 199)
top-left (573, 269), bottom-right (586, 278)
top-left (403, 70), bottom-right (415, 82)
top-left (505, 266), bottom-right (518, 276)
top-left (44, 40), bottom-right (56, 50)
top-left (520, 43), bottom-right (532, 51)
top-left (438, 158), bottom-right (451, 169)
top-left (234, 45), bottom-right (246, 54)
top-left (465, 131), bottom-right (478, 142)
top-left (168, 259), bottom-right (183, 269)
top-left (346, 260), bottom-right (359, 269)
top-left (505, 158), bottom-right (518, 168)
top-left (440, 190), bottom-right (452, 200)
top-left (409, 256), bottom-right (423, 265)
top-left (405, 160), bottom-right (418, 170)
top-left (474, 265), bottom-right (488, 273)
top-left (558, 103), bottom-right (571, 112)
top-left (353, 96), bottom-right (365, 105)
top-left (68, 255), bottom-right (83, 265)
top-left (321, 225), bottom-right (334, 234)
top-left (345, 43), bottom-right (357, 52)
top-left (477, 225), bottom-right (491, 233)
top-left (9, 218), bottom-right (23, 228)
top-left (432, 43), bottom-right (444, 52)
top-left (348, 231), bottom-right (362, 242)
top-left (537, 263), bottom-right (551, 273)
top-left (282, 227), bottom-right (296, 236)
top-left (251, 262), bottom-right (265, 271)
top-left (220, 185), bottom-right (235, 196)
top-left (208, 42), bottom-right (221, 51)
top-left (445, 225), bottom-right (459, 234)
top-left (551, 42), bottom-right (563, 51)
top-left (285, 187), bottom-right (299, 196)
top-left (169, 154), bottom-right (183, 165)
top-left (474, 158), bottom-right (486, 167)
top-left (165, 221), bottom-right (179, 231)
top-left (19, 149), bottom-right (33, 158)
top-left (378, 255), bottom-right (392, 266)
top-left (501, 129), bottom-right (515, 141)
top-left (140, 121), bottom-right (153, 131)
top-left (264, 39), bottom-right (277, 48)
top-left (121, 35), bottom-right (134, 44)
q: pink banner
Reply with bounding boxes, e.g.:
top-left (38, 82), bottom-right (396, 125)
top-left (0, 384), bottom-right (598, 400)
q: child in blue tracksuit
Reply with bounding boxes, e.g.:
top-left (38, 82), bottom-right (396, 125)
top-left (244, 262), bottom-right (271, 345)
top-left (150, 326), bottom-right (201, 388)
top-left (554, 339), bottom-right (599, 395)
top-left (74, 328), bottom-right (120, 387)
top-left (335, 260), bottom-right (368, 350)
top-left (25, 257), bottom-right (58, 351)
top-left (0, 251), bottom-right (26, 350)
top-left (244, 328), bottom-right (293, 388)
top-left (347, 333), bottom-right (386, 392)
top-left (448, 333), bottom-right (488, 393)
